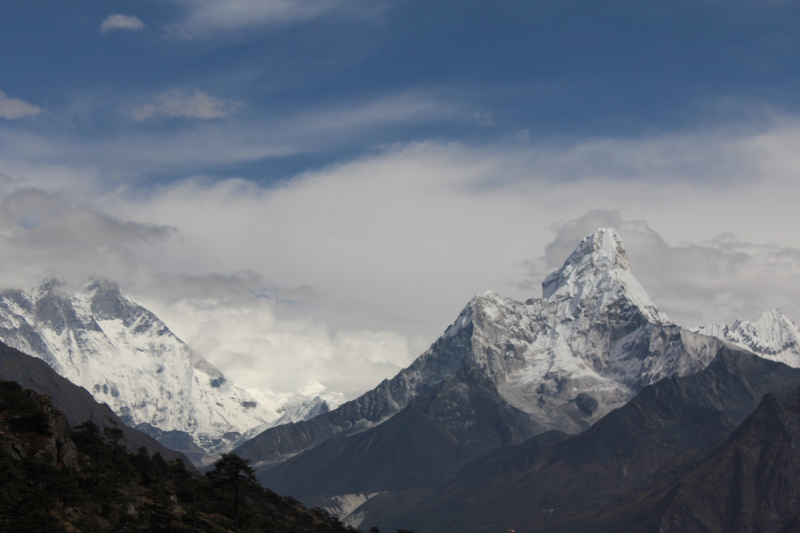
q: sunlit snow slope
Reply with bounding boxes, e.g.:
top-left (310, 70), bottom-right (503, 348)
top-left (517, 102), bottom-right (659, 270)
top-left (0, 278), bottom-right (327, 457)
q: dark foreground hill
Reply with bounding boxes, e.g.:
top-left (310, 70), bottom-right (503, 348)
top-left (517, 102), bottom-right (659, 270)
top-left (0, 340), bottom-right (192, 464)
top-left (0, 379), bottom-right (360, 533)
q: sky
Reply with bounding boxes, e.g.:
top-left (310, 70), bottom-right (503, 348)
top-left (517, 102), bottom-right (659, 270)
top-left (2, 0), bottom-right (800, 402)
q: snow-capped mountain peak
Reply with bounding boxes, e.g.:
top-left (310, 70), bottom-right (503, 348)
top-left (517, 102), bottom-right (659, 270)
top-left (236, 228), bottom-right (723, 472)
top-left (0, 278), bottom-right (328, 460)
top-left (542, 228), bottom-right (668, 325)
top-left (738, 309), bottom-right (797, 337)
top-left (695, 309), bottom-right (800, 367)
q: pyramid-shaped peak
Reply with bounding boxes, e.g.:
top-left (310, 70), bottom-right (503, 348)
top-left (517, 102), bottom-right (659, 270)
top-left (541, 228), bottom-right (667, 324)
top-left (542, 228), bottom-right (631, 299)
top-left (739, 309), bottom-right (799, 341)
top-left (728, 309), bottom-right (797, 334)
top-left (755, 309), bottom-right (791, 325)
top-left (567, 228), bottom-right (629, 272)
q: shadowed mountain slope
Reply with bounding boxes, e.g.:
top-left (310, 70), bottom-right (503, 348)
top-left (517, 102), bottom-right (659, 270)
top-left (574, 383), bottom-right (800, 533)
top-left (257, 362), bottom-right (539, 499)
top-left (0, 340), bottom-right (189, 465)
top-left (368, 349), bottom-right (800, 533)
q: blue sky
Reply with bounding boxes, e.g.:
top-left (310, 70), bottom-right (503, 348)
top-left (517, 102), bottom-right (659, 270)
top-left (3, 1), bottom-right (800, 398)
top-left (4, 0), bottom-right (800, 180)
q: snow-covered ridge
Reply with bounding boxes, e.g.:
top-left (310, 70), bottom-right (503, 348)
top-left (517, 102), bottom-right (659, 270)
top-left (291, 229), bottom-right (722, 444)
top-left (0, 278), bottom-right (324, 457)
top-left (461, 286), bottom-right (717, 434)
top-left (241, 395), bottom-right (333, 442)
top-left (694, 309), bottom-right (800, 367)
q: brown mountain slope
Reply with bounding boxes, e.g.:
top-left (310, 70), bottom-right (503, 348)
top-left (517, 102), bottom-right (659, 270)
top-left (581, 385), bottom-right (800, 533)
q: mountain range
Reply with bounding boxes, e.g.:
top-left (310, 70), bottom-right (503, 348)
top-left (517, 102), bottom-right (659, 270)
top-left (2, 227), bottom-right (800, 532)
top-left (232, 228), bottom-right (800, 530)
top-left (235, 229), bottom-right (721, 467)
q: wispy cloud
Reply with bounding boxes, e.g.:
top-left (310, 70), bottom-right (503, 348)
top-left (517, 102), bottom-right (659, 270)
top-left (474, 111), bottom-right (494, 126)
top-left (0, 92), bottom-right (460, 176)
top-left (100, 14), bottom-right (145, 33)
top-left (130, 89), bottom-right (241, 121)
top-left (0, 90), bottom-right (42, 120)
top-left (167, 0), bottom-right (386, 38)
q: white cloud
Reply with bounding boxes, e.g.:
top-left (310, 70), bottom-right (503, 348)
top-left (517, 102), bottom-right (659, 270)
top-left (0, 91), bottom-right (42, 120)
top-left (130, 89), bottom-right (241, 121)
top-left (154, 297), bottom-right (424, 398)
top-left (3, 116), bottom-right (800, 399)
top-left (100, 14), bottom-right (145, 33)
top-left (0, 189), bottom-right (178, 291)
top-left (169, 0), bottom-right (385, 37)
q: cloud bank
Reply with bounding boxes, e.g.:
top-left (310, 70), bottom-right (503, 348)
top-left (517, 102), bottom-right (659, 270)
top-left (2, 117), bottom-right (800, 399)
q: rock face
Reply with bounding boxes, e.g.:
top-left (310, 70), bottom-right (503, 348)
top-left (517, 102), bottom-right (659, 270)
top-left (236, 229), bottom-right (725, 520)
top-left (0, 278), bottom-right (319, 458)
top-left (0, 379), bottom-right (79, 471)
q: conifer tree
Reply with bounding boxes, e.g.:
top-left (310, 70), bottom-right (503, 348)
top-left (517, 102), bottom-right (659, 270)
top-left (206, 453), bottom-right (260, 531)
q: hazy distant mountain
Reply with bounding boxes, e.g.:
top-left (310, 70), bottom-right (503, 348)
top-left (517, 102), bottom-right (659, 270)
top-left (0, 278), bottom-right (329, 460)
